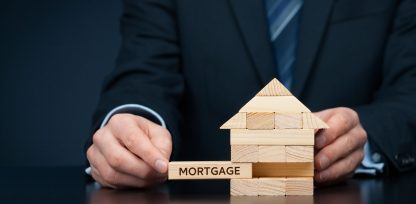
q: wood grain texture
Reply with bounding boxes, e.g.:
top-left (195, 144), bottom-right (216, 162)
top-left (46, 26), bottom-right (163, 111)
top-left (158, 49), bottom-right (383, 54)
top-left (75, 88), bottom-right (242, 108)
top-left (252, 163), bottom-right (314, 177)
top-left (286, 146), bottom-right (314, 162)
top-left (239, 96), bottom-right (311, 113)
top-left (231, 177), bottom-right (314, 196)
top-left (302, 112), bottom-right (329, 129)
top-left (220, 112), bottom-right (247, 129)
top-left (258, 177), bottom-right (286, 195)
top-left (286, 177), bottom-right (313, 195)
top-left (246, 112), bottom-right (274, 129)
top-left (258, 146), bottom-right (285, 162)
top-left (230, 129), bottom-right (314, 145)
top-left (231, 145), bottom-right (258, 162)
top-left (275, 113), bottom-right (302, 129)
top-left (285, 196), bottom-right (314, 203)
top-left (168, 161), bottom-right (252, 180)
top-left (230, 196), bottom-right (286, 203)
top-left (230, 179), bottom-right (258, 196)
top-left (256, 78), bottom-right (292, 96)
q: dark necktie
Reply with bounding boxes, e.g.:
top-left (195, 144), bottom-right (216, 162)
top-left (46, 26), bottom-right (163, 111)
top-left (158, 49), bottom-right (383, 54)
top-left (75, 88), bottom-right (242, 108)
top-left (265, 0), bottom-right (303, 89)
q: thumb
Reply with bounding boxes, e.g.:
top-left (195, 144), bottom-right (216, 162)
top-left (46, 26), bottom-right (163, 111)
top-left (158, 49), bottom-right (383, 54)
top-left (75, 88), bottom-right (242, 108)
top-left (313, 108), bottom-right (334, 135)
top-left (313, 108), bottom-right (335, 123)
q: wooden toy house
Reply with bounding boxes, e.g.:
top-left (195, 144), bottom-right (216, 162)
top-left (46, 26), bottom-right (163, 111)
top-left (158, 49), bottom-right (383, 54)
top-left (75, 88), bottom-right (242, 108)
top-left (169, 78), bottom-right (328, 196)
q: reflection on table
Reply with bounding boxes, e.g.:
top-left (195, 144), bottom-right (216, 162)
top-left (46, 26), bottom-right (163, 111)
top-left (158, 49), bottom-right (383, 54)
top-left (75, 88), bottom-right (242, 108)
top-left (1, 166), bottom-right (414, 204)
top-left (87, 177), bottom-right (393, 204)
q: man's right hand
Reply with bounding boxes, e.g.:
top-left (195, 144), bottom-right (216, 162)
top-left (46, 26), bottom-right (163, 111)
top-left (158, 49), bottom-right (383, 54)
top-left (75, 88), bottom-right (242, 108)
top-left (87, 113), bottom-right (172, 189)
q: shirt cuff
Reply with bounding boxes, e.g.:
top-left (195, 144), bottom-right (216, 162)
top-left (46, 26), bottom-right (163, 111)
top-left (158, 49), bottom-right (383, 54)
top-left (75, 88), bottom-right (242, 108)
top-left (100, 104), bottom-right (166, 128)
top-left (86, 104), bottom-right (167, 176)
top-left (355, 142), bottom-right (385, 175)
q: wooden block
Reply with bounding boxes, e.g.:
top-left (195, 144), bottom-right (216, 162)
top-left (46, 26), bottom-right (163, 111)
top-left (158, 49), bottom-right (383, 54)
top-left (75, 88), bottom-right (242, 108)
top-left (286, 177), bottom-right (313, 195)
top-left (168, 161), bottom-right (252, 180)
top-left (239, 96), bottom-right (310, 113)
top-left (258, 177), bottom-right (285, 196)
top-left (285, 195), bottom-right (314, 203)
top-left (230, 196), bottom-right (286, 204)
top-left (252, 163), bottom-right (314, 177)
top-left (258, 146), bottom-right (285, 162)
top-left (231, 145), bottom-right (258, 162)
top-left (230, 179), bottom-right (258, 196)
top-left (230, 129), bottom-right (314, 145)
top-left (246, 112), bottom-right (274, 129)
top-left (220, 112), bottom-right (246, 129)
top-left (302, 112), bottom-right (329, 129)
top-left (275, 113), bottom-right (302, 129)
top-left (256, 78), bottom-right (292, 96)
top-left (229, 196), bottom-right (258, 204)
top-left (286, 146), bottom-right (314, 162)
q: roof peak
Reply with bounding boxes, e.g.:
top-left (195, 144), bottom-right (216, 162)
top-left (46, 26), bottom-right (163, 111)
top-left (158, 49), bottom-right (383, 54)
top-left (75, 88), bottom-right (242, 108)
top-left (256, 78), bottom-right (292, 96)
top-left (220, 78), bottom-right (329, 130)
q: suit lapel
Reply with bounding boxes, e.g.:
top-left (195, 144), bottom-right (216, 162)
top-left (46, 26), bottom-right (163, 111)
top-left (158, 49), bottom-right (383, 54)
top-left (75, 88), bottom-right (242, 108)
top-left (292, 0), bottom-right (333, 97)
top-left (228, 0), bottom-right (276, 86)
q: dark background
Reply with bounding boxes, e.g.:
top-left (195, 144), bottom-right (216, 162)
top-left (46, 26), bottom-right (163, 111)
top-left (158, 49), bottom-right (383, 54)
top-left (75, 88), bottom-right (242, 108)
top-left (0, 0), bottom-right (122, 166)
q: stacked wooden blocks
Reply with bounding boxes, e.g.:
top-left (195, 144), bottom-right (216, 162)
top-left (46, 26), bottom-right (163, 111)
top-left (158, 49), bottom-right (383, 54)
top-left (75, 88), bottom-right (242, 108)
top-left (168, 78), bottom-right (328, 196)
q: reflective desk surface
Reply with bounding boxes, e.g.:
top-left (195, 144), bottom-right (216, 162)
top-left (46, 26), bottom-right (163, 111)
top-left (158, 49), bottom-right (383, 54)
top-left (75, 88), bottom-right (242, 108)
top-left (0, 166), bottom-right (415, 204)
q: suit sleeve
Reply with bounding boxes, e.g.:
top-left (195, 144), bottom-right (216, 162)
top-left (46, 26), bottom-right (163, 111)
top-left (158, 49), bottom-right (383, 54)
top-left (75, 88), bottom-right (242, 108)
top-left (89, 0), bottom-right (184, 156)
top-left (355, 0), bottom-right (416, 173)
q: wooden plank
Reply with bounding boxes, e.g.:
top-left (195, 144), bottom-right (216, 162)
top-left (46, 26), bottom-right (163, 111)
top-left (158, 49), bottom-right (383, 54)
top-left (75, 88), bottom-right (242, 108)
top-left (230, 129), bottom-right (314, 145)
top-left (231, 177), bottom-right (314, 196)
top-left (285, 195), bottom-right (314, 203)
top-left (231, 145), bottom-right (258, 162)
top-left (275, 113), bottom-right (302, 129)
top-left (252, 163), bottom-right (314, 177)
top-left (220, 112), bottom-right (247, 129)
top-left (230, 196), bottom-right (286, 204)
top-left (230, 179), bottom-right (258, 196)
top-left (256, 78), bottom-right (292, 96)
top-left (286, 177), bottom-right (313, 195)
top-left (168, 161), bottom-right (252, 180)
top-left (246, 112), bottom-right (274, 129)
top-left (239, 96), bottom-right (310, 113)
top-left (230, 197), bottom-right (257, 204)
top-left (302, 112), bottom-right (329, 129)
top-left (286, 146), bottom-right (314, 162)
top-left (258, 177), bottom-right (286, 196)
top-left (258, 146), bottom-right (285, 162)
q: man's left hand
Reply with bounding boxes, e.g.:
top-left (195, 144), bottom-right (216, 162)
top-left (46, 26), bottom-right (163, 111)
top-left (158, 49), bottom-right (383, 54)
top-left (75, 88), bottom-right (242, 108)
top-left (314, 107), bottom-right (367, 185)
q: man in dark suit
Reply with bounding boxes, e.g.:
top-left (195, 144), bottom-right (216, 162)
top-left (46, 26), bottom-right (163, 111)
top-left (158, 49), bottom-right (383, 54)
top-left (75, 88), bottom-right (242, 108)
top-left (86, 0), bottom-right (416, 188)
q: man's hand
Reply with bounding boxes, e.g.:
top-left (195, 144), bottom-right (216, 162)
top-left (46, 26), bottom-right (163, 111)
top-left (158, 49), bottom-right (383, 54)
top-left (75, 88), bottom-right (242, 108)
top-left (314, 107), bottom-right (367, 185)
top-left (87, 114), bottom-right (172, 189)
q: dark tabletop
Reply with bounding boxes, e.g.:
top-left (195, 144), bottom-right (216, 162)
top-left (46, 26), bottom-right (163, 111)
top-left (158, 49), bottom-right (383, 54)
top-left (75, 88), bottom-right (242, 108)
top-left (0, 166), bottom-right (415, 204)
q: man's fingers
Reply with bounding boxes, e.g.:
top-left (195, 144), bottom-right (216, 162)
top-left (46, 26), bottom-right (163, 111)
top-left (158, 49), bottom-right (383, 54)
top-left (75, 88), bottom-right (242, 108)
top-left (87, 145), bottom-right (104, 177)
top-left (312, 108), bottom-right (367, 185)
top-left (91, 166), bottom-right (117, 189)
top-left (144, 120), bottom-right (173, 159)
top-left (92, 128), bottom-right (166, 179)
top-left (108, 114), bottom-right (169, 174)
top-left (88, 144), bottom-right (166, 188)
top-left (88, 145), bottom-right (117, 188)
top-left (121, 127), bottom-right (168, 174)
top-left (315, 149), bottom-right (364, 184)
top-left (98, 166), bottom-right (166, 189)
top-left (315, 127), bottom-right (365, 171)
top-left (315, 108), bottom-right (359, 149)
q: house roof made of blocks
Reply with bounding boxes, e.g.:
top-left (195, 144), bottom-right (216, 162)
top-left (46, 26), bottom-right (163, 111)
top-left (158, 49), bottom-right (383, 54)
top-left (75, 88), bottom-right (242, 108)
top-left (220, 78), bottom-right (328, 130)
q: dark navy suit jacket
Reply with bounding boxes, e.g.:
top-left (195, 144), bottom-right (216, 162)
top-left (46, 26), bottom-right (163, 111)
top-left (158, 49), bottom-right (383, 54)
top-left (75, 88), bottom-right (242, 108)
top-left (92, 0), bottom-right (416, 173)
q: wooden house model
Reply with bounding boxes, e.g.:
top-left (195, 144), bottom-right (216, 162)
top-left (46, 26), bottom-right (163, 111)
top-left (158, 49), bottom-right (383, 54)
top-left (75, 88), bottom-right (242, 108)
top-left (169, 78), bottom-right (328, 196)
